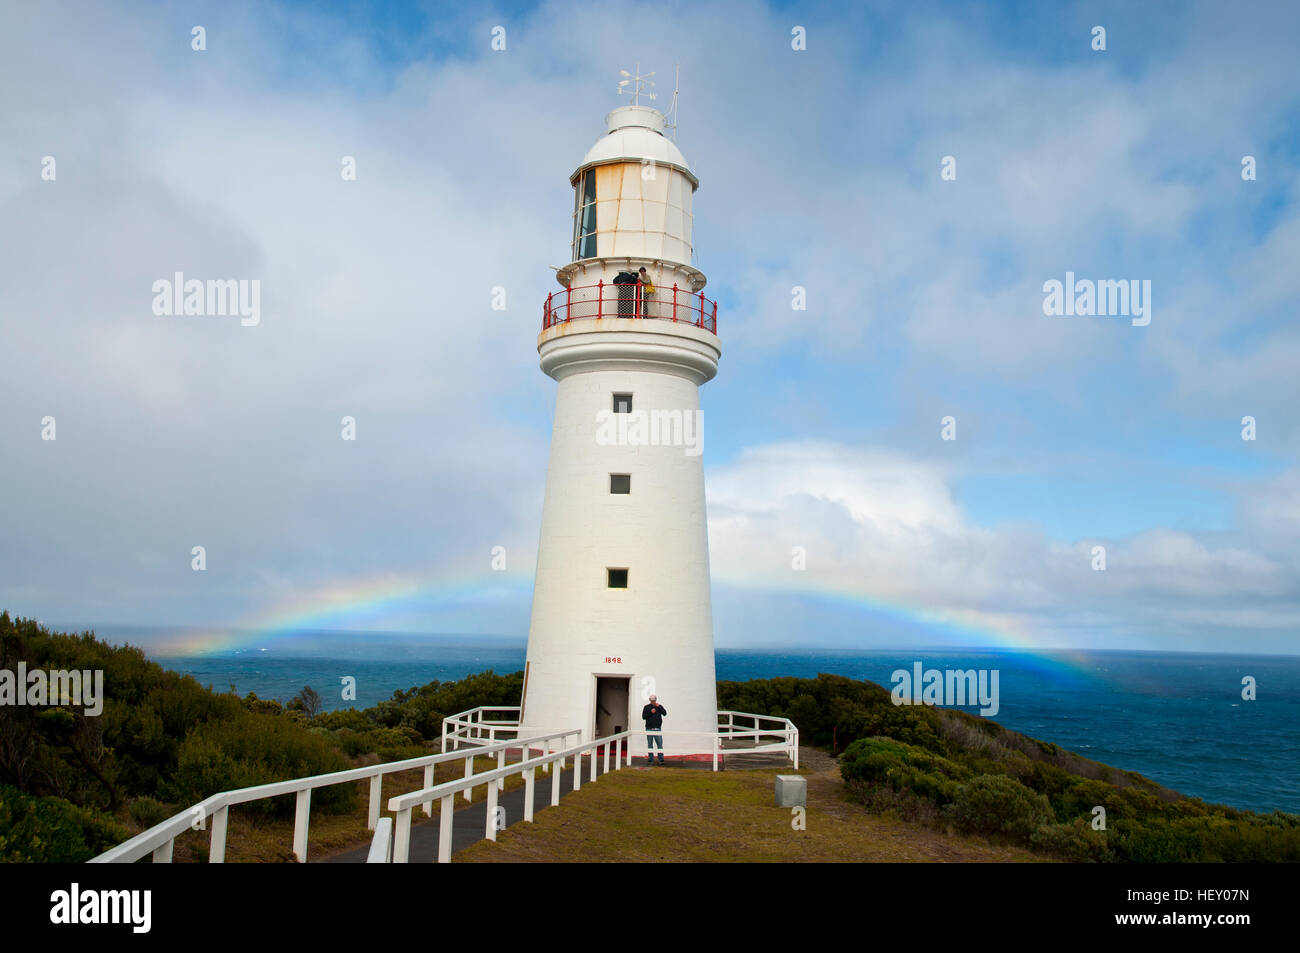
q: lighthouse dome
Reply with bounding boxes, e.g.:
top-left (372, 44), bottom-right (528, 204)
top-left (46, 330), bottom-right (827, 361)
top-left (575, 105), bottom-right (697, 187)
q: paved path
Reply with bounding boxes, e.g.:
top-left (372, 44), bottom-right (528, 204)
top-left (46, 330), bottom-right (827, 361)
top-left (321, 754), bottom-right (710, 863)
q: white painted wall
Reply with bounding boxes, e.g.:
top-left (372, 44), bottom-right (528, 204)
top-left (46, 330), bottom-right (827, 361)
top-left (520, 318), bottom-right (721, 755)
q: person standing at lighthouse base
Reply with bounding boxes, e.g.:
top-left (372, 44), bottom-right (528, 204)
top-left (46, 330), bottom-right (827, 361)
top-left (642, 695), bottom-right (667, 765)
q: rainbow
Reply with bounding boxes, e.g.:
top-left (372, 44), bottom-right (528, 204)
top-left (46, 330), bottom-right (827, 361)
top-left (152, 568), bottom-right (533, 657)
top-left (154, 566), bottom-right (1099, 686)
top-left (710, 571), bottom-right (1102, 686)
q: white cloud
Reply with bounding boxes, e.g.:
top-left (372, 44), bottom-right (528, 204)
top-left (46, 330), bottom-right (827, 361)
top-left (707, 441), bottom-right (1300, 650)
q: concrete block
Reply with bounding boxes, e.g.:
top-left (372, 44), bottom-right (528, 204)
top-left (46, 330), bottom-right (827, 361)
top-left (775, 774), bottom-right (806, 808)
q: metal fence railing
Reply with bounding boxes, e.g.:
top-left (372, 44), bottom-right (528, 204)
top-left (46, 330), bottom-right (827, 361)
top-left (543, 281), bottom-right (717, 334)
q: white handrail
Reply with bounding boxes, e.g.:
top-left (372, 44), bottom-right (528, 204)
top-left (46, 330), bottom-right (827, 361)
top-left (89, 728), bottom-right (579, 864)
top-left (388, 732), bottom-right (631, 863)
top-left (619, 727), bottom-right (799, 771)
top-left (366, 817), bottom-right (393, 863)
top-left (716, 710), bottom-right (800, 769)
top-left (442, 705), bottom-right (523, 751)
top-left (91, 707), bottom-right (799, 865)
top-left (442, 706), bottom-right (800, 768)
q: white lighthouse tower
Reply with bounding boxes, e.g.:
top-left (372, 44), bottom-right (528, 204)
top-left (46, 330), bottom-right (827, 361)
top-left (518, 84), bottom-right (721, 760)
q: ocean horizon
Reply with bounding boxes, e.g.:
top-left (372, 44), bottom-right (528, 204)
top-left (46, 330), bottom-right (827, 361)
top-left (88, 626), bottom-right (1300, 818)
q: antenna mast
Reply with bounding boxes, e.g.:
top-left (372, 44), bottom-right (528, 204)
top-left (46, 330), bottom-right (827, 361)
top-left (665, 64), bottom-right (681, 140)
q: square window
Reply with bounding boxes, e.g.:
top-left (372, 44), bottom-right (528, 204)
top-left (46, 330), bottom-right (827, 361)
top-left (607, 568), bottom-right (628, 589)
top-left (613, 393), bottom-right (632, 414)
top-left (610, 473), bottom-right (631, 494)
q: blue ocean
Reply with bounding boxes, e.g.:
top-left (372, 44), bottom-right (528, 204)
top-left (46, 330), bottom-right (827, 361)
top-left (143, 636), bottom-right (1300, 816)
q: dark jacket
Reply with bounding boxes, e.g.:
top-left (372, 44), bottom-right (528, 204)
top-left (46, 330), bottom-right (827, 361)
top-left (641, 703), bottom-right (667, 729)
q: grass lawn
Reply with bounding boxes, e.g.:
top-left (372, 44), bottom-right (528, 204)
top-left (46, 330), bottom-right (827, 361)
top-left (457, 749), bottom-right (1045, 862)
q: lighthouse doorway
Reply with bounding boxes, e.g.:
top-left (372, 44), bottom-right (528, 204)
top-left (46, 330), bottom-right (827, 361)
top-left (594, 676), bottom-right (630, 741)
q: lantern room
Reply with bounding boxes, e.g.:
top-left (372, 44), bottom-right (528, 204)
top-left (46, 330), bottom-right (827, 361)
top-left (561, 104), bottom-right (706, 295)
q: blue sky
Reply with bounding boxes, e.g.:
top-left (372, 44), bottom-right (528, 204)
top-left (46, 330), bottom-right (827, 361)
top-left (1, 0), bottom-right (1298, 654)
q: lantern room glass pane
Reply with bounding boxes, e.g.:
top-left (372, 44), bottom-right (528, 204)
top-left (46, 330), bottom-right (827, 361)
top-left (574, 170), bottom-right (598, 260)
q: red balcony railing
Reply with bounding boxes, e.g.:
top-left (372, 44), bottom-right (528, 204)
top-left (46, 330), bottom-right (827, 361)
top-left (542, 281), bottom-right (717, 335)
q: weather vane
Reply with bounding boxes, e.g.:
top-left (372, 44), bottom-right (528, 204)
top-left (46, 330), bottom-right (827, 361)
top-left (616, 64), bottom-right (656, 106)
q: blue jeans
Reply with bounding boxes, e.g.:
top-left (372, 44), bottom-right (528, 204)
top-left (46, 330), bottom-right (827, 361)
top-left (646, 730), bottom-right (664, 761)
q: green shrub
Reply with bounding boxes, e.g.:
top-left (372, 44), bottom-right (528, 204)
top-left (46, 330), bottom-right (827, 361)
top-left (163, 713), bottom-right (355, 815)
top-left (944, 774), bottom-right (1054, 842)
top-left (369, 670), bottom-right (523, 740)
top-left (853, 781), bottom-right (945, 824)
top-left (839, 736), bottom-right (968, 806)
top-left (1109, 812), bottom-right (1300, 863)
top-left (240, 692), bottom-right (286, 716)
top-left (316, 708), bottom-right (373, 732)
top-left (0, 784), bottom-right (127, 862)
top-left (1110, 817), bottom-right (1204, 862)
top-left (1031, 818), bottom-right (1113, 862)
top-left (0, 610), bottom-right (245, 809)
top-left (1051, 777), bottom-right (1134, 823)
top-left (127, 795), bottom-right (173, 829)
top-left (327, 725), bottom-right (428, 760)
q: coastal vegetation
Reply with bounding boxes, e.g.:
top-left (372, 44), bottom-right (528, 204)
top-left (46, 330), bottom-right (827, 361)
top-left (0, 613), bottom-right (514, 861)
top-left (2, 614), bottom-right (1296, 863)
top-left (719, 674), bottom-right (1300, 862)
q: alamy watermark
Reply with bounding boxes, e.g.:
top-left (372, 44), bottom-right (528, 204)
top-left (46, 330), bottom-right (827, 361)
top-left (0, 664), bottom-right (104, 716)
top-left (1042, 271), bottom-right (1151, 327)
top-left (50, 883), bottom-right (150, 933)
top-left (595, 408), bottom-right (703, 456)
top-left (891, 662), bottom-right (1000, 717)
top-left (151, 272), bottom-right (260, 326)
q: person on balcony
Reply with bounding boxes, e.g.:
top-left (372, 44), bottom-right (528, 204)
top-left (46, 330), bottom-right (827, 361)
top-left (638, 267), bottom-right (656, 318)
top-left (642, 694), bottom-right (667, 765)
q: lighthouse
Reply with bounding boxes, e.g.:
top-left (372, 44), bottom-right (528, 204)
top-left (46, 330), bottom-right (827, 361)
top-left (518, 89), bottom-right (721, 760)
